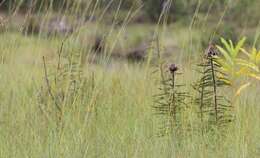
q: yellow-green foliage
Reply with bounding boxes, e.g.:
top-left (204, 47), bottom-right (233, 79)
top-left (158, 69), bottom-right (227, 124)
top-left (217, 38), bottom-right (260, 97)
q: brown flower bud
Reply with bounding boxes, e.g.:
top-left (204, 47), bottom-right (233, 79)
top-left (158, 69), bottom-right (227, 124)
top-left (169, 64), bottom-right (178, 74)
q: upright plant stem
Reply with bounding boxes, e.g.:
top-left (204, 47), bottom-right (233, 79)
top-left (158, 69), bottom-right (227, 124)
top-left (210, 57), bottom-right (218, 123)
top-left (200, 70), bottom-right (205, 123)
top-left (43, 56), bottom-right (61, 113)
top-left (171, 72), bottom-right (176, 122)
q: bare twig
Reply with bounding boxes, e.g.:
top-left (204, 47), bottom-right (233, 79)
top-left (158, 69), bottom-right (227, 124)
top-left (57, 41), bottom-right (65, 71)
top-left (55, 40), bottom-right (65, 85)
top-left (43, 56), bottom-right (61, 112)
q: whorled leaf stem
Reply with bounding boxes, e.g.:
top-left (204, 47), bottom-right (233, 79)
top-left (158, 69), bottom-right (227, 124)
top-left (154, 63), bottom-right (188, 136)
top-left (194, 44), bottom-right (233, 130)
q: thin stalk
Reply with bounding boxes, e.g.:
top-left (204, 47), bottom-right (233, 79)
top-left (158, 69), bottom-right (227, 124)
top-left (210, 57), bottom-right (218, 123)
top-left (199, 70), bottom-right (205, 123)
top-left (43, 56), bottom-right (61, 113)
top-left (171, 72), bottom-right (176, 122)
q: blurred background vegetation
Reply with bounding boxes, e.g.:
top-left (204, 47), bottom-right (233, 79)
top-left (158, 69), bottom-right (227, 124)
top-left (1, 0), bottom-right (259, 46)
top-left (1, 0), bottom-right (259, 25)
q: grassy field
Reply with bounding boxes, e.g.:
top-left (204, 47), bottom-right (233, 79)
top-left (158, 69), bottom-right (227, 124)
top-left (0, 27), bottom-right (259, 158)
top-left (1, 1), bottom-right (260, 157)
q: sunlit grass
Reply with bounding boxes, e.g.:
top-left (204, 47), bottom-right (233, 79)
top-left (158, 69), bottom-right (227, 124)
top-left (0, 0), bottom-right (260, 157)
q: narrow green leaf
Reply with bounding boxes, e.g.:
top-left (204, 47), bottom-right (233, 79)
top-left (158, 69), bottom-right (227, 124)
top-left (216, 45), bottom-right (233, 65)
top-left (221, 38), bottom-right (232, 55)
top-left (234, 37), bottom-right (246, 58)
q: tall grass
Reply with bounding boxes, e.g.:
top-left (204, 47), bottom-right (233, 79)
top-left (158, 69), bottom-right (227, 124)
top-left (0, 0), bottom-right (260, 157)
